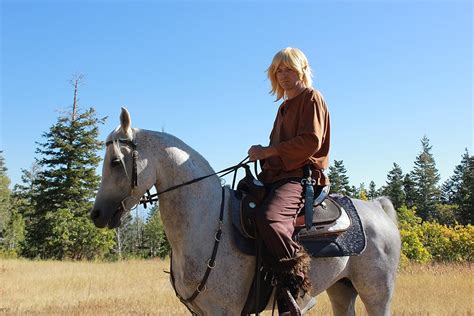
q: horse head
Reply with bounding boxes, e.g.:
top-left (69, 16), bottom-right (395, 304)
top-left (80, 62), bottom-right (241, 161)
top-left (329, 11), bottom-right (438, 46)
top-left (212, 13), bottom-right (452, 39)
top-left (91, 107), bottom-right (155, 228)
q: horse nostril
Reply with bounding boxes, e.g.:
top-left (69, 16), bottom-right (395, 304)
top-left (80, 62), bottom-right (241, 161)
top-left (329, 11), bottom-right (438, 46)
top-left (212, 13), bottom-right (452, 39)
top-left (91, 209), bottom-right (100, 220)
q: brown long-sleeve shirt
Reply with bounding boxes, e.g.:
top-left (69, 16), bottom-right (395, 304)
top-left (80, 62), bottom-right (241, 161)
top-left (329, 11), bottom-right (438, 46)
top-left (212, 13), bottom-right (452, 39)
top-left (259, 87), bottom-right (330, 185)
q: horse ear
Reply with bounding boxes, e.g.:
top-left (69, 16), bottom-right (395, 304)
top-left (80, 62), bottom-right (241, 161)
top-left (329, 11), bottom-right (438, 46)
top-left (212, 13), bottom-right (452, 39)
top-left (120, 107), bottom-right (132, 138)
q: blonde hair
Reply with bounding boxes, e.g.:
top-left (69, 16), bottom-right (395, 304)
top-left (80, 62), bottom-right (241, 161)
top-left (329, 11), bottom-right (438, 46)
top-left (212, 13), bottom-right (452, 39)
top-left (266, 47), bottom-right (313, 101)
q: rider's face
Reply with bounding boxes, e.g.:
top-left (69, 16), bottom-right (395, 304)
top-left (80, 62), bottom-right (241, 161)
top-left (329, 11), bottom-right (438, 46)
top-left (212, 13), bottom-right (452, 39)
top-left (276, 65), bottom-right (301, 91)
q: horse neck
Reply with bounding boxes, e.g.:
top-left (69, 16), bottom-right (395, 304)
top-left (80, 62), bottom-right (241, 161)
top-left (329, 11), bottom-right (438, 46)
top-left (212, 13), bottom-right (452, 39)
top-left (144, 131), bottom-right (223, 253)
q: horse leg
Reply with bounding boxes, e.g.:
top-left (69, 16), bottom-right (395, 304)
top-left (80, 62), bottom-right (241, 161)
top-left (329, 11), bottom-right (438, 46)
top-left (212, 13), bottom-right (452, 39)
top-left (358, 287), bottom-right (393, 316)
top-left (348, 198), bottom-right (400, 316)
top-left (326, 278), bottom-right (357, 316)
top-left (351, 268), bottom-right (395, 316)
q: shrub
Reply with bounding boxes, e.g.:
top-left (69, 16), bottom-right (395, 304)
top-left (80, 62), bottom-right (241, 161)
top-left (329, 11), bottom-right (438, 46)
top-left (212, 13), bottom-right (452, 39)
top-left (420, 222), bottom-right (473, 262)
top-left (397, 205), bottom-right (474, 263)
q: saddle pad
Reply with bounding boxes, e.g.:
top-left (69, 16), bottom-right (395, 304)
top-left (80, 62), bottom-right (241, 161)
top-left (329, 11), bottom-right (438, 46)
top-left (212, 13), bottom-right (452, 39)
top-left (296, 195), bottom-right (366, 257)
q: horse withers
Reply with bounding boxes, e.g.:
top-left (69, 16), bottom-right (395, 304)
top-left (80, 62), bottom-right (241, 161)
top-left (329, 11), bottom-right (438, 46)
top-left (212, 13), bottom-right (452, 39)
top-left (91, 107), bottom-right (401, 316)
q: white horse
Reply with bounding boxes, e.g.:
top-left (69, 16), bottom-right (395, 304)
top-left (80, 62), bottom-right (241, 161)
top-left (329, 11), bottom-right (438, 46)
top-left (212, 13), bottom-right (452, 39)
top-left (91, 108), bottom-right (401, 316)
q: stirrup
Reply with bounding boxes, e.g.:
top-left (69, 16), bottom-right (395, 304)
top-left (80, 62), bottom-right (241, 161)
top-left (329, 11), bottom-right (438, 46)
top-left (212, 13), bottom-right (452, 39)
top-left (277, 288), bottom-right (301, 316)
top-left (278, 288), bottom-right (316, 316)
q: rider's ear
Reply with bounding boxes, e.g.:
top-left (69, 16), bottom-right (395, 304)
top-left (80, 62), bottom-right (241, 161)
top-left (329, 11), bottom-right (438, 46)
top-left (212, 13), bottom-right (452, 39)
top-left (120, 107), bottom-right (132, 138)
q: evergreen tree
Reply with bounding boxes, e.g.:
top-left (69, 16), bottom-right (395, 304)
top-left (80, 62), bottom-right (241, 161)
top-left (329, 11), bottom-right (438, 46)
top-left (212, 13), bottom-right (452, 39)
top-left (24, 76), bottom-right (115, 259)
top-left (349, 185), bottom-right (359, 198)
top-left (11, 164), bottom-right (40, 256)
top-left (441, 149), bottom-right (473, 224)
top-left (368, 181), bottom-right (378, 200)
top-left (403, 173), bottom-right (417, 209)
top-left (465, 155), bottom-right (474, 224)
top-left (143, 205), bottom-right (170, 258)
top-left (0, 151), bottom-right (12, 248)
top-left (328, 160), bottom-right (352, 196)
top-left (441, 178), bottom-right (456, 204)
top-left (383, 163), bottom-right (406, 210)
top-left (411, 136), bottom-right (441, 221)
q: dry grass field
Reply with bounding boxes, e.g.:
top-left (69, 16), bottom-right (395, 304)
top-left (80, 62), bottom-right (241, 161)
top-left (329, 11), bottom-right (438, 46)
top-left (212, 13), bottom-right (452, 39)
top-left (0, 258), bottom-right (472, 315)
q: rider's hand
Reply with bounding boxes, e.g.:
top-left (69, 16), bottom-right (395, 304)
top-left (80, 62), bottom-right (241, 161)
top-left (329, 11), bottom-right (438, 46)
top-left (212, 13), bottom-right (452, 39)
top-left (248, 145), bottom-right (278, 161)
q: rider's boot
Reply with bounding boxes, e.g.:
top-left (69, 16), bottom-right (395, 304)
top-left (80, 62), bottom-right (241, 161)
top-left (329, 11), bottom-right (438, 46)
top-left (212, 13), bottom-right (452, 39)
top-left (274, 249), bottom-right (316, 316)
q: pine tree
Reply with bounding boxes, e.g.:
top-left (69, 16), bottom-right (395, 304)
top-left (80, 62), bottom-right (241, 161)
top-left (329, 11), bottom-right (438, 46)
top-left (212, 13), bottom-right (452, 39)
top-left (144, 205), bottom-right (170, 258)
top-left (11, 164), bottom-right (40, 256)
top-left (411, 136), bottom-right (441, 221)
top-left (441, 149), bottom-right (468, 204)
top-left (441, 149), bottom-right (473, 224)
top-left (328, 160), bottom-right (352, 196)
top-left (383, 163), bottom-right (406, 210)
top-left (403, 173), bottom-right (417, 209)
top-left (24, 76), bottom-right (115, 259)
top-left (0, 151), bottom-right (12, 247)
top-left (12, 164), bottom-right (41, 217)
top-left (368, 181), bottom-right (378, 200)
top-left (465, 155), bottom-right (474, 224)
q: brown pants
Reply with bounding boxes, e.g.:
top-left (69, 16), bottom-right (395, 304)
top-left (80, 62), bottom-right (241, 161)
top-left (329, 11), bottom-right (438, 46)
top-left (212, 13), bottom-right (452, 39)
top-left (255, 179), bottom-right (304, 260)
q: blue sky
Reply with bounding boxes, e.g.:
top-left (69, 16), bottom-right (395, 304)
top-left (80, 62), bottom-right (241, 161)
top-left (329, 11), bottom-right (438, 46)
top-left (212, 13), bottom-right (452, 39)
top-left (1, 0), bottom-right (472, 192)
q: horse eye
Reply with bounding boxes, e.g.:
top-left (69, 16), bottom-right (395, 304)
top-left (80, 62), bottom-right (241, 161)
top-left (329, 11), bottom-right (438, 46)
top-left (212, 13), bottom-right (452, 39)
top-left (111, 158), bottom-right (121, 168)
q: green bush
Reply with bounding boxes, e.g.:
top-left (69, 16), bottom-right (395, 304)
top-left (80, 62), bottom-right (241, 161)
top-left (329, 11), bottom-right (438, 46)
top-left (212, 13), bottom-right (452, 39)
top-left (420, 222), bottom-right (473, 262)
top-left (45, 209), bottom-right (116, 260)
top-left (400, 227), bottom-right (431, 263)
top-left (0, 248), bottom-right (19, 259)
top-left (397, 205), bottom-right (473, 263)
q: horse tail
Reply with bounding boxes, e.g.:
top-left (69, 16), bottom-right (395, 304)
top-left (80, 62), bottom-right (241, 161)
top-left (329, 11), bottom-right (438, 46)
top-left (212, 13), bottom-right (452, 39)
top-left (375, 197), bottom-right (398, 225)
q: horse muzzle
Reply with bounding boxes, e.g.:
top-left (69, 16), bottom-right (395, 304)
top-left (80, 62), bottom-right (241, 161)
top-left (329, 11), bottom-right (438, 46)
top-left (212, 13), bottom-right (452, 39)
top-left (90, 208), bottom-right (109, 228)
top-left (91, 196), bottom-right (140, 229)
top-left (90, 205), bottom-right (124, 229)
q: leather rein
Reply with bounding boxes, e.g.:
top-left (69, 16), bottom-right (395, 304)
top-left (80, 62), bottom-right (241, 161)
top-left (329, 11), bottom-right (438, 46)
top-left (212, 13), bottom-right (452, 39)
top-left (105, 137), bottom-right (252, 314)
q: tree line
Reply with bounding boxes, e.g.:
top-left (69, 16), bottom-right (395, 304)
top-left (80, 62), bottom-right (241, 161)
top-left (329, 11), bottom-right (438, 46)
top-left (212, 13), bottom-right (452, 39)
top-left (327, 141), bottom-right (473, 264)
top-left (328, 137), bottom-right (473, 226)
top-left (0, 81), bottom-right (472, 262)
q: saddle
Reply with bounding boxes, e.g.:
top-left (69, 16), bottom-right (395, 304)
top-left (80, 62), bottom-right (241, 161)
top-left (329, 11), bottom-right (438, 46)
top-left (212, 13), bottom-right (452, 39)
top-left (237, 182), bottom-right (351, 241)
top-left (236, 164), bottom-right (351, 242)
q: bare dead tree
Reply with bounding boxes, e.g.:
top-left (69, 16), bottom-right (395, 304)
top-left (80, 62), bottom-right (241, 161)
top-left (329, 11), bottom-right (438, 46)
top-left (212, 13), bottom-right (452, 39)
top-left (69, 73), bottom-right (85, 121)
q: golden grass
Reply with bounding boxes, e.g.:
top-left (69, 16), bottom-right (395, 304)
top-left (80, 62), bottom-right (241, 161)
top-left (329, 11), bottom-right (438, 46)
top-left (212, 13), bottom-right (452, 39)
top-left (0, 259), bottom-right (187, 315)
top-left (0, 259), bottom-right (472, 315)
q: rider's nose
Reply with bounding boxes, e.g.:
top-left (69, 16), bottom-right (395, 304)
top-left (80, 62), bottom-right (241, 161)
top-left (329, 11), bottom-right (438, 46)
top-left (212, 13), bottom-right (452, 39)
top-left (91, 209), bottom-right (100, 220)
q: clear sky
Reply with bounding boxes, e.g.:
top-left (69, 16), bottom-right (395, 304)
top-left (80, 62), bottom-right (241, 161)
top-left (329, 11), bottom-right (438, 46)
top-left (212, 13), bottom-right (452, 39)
top-left (1, 0), bottom-right (472, 192)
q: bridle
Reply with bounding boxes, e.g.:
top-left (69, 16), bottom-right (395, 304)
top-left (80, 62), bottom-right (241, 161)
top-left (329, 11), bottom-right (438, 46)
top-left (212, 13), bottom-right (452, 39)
top-left (104, 134), bottom-right (254, 315)
top-left (105, 138), bottom-right (139, 188)
top-left (105, 137), bottom-right (141, 213)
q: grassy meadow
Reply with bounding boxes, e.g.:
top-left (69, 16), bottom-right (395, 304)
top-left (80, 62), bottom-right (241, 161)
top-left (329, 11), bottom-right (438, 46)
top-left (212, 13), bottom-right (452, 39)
top-left (0, 259), bottom-right (472, 315)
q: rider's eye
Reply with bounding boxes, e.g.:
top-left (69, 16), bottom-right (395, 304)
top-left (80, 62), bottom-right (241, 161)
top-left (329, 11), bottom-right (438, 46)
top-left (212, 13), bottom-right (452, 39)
top-left (111, 158), bottom-right (121, 168)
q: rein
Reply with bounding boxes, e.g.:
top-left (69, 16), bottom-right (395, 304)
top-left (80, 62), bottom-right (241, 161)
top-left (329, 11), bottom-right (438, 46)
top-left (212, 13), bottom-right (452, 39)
top-left (139, 155), bottom-right (251, 207)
